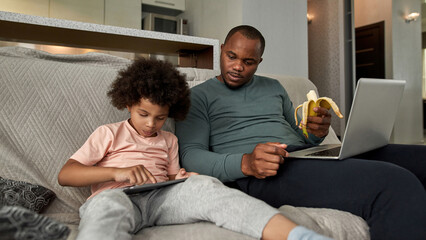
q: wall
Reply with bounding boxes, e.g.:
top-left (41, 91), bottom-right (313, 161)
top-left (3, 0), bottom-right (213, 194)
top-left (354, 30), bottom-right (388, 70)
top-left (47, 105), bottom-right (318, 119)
top-left (181, 0), bottom-right (243, 43)
top-left (242, 0), bottom-right (308, 77)
top-left (307, 0), bottom-right (344, 136)
top-left (181, 0), bottom-right (308, 77)
top-left (423, 4), bottom-right (426, 101)
top-left (391, 0), bottom-right (423, 144)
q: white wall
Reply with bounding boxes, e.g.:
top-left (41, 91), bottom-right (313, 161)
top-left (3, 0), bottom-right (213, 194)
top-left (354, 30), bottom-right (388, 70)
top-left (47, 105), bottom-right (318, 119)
top-left (392, 0), bottom-right (423, 144)
top-left (242, 0), bottom-right (308, 77)
top-left (180, 0), bottom-right (243, 43)
top-left (181, 0), bottom-right (308, 77)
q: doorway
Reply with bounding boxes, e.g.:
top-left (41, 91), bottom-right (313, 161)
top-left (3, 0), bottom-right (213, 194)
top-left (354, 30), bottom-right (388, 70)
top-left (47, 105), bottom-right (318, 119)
top-left (355, 21), bottom-right (385, 82)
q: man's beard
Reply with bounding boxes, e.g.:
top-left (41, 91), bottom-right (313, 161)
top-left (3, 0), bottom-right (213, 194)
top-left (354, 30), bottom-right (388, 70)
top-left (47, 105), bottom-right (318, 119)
top-left (221, 74), bottom-right (246, 90)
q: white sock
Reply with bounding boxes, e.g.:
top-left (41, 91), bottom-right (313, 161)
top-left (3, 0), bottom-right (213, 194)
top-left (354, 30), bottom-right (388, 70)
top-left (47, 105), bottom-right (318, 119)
top-left (287, 226), bottom-right (334, 240)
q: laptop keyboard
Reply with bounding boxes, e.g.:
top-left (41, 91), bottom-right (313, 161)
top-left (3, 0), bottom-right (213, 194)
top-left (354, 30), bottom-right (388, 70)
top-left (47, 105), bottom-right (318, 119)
top-left (306, 147), bottom-right (341, 157)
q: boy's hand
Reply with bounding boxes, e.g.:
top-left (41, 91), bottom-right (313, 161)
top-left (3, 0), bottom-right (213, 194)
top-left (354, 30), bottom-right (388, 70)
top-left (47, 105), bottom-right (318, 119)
top-left (175, 168), bottom-right (199, 179)
top-left (113, 165), bottom-right (157, 185)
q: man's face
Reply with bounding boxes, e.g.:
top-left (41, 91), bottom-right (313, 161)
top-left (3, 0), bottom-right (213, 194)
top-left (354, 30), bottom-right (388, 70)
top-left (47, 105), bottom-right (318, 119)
top-left (218, 32), bottom-right (263, 89)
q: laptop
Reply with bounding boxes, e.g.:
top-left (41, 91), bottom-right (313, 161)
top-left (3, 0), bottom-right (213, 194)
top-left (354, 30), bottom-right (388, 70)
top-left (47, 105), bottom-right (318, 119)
top-left (122, 178), bottom-right (187, 195)
top-left (288, 78), bottom-right (406, 160)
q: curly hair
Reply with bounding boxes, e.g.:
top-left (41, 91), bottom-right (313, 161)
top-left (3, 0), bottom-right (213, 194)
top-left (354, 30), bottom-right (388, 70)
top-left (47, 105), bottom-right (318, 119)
top-left (107, 58), bottom-right (190, 121)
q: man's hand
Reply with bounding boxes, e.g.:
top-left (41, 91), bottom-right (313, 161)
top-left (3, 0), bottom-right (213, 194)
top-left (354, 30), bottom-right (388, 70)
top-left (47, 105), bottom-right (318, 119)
top-left (113, 165), bottom-right (157, 185)
top-left (241, 143), bottom-right (288, 179)
top-left (305, 107), bottom-right (331, 138)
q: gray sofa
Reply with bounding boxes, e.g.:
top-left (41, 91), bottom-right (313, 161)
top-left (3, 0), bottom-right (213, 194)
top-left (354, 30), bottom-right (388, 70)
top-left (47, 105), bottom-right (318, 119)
top-left (0, 47), bottom-right (369, 239)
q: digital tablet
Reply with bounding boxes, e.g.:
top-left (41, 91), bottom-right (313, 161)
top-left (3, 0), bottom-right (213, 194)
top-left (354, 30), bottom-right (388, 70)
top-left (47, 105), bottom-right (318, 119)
top-left (122, 178), bottom-right (187, 195)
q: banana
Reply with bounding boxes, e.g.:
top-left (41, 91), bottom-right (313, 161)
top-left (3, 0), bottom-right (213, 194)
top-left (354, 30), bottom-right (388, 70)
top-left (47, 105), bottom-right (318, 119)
top-left (294, 90), bottom-right (344, 138)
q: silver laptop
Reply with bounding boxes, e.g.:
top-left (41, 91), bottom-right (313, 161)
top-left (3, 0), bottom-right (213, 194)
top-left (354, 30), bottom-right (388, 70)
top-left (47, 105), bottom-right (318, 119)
top-left (288, 78), bottom-right (406, 160)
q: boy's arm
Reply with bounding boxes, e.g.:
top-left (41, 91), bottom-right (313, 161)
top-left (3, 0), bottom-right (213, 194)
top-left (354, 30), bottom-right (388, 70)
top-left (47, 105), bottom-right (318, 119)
top-left (57, 159), bottom-right (156, 187)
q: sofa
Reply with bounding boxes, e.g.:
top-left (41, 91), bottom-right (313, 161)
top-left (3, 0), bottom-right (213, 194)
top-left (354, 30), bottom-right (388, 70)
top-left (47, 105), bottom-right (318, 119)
top-left (0, 46), bottom-right (369, 240)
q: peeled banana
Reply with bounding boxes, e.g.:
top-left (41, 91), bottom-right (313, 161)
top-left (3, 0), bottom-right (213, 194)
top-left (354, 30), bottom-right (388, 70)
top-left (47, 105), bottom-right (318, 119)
top-left (294, 90), bottom-right (344, 138)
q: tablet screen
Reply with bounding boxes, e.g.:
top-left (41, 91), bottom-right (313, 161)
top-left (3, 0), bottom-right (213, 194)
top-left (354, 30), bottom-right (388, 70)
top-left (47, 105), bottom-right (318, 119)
top-left (122, 178), bottom-right (187, 195)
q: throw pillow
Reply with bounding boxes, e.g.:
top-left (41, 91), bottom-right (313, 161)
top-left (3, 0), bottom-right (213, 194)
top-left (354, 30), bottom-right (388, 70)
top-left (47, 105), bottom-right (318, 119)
top-left (0, 177), bottom-right (56, 213)
top-left (0, 205), bottom-right (70, 240)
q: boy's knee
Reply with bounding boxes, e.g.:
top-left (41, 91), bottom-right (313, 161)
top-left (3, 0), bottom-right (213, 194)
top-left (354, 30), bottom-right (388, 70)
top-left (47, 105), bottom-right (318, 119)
top-left (179, 175), bottom-right (226, 196)
top-left (81, 189), bottom-right (133, 216)
top-left (186, 175), bottom-right (222, 186)
top-left (97, 189), bottom-right (130, 202)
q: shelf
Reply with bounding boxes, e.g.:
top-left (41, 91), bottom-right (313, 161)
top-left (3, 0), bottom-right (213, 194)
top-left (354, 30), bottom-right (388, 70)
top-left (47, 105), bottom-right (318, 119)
top-left (0, 11), bottom-right (219, 70)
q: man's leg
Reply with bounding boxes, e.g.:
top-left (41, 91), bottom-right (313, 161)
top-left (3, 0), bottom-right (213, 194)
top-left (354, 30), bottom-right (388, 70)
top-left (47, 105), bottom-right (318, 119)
top-left (235, 158), bottom-right (426, 240)
top-left (354, 144), bottom-right (426, 188)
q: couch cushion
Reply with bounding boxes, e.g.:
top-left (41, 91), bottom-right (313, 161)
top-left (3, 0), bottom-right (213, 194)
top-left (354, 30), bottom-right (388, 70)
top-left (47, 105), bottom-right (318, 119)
top-left (0, 205), bottom-right (70, 240)
top-left (0, 177), bottom-right (56, 213)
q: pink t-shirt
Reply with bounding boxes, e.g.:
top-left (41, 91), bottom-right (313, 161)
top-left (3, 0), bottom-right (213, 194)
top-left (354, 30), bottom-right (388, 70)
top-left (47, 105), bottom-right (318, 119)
top-left (70, 120), bottom-right (180, 198)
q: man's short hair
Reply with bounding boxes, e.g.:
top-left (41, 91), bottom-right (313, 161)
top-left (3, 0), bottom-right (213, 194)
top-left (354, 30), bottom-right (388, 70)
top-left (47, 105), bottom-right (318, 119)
top-left (224, 25), bottom-right (265, 56)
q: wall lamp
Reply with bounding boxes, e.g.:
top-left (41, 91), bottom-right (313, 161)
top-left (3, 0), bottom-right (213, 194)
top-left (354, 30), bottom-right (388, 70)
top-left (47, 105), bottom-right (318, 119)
top-left (307, 13), bottom-right (313, 24)
top-left (405, 12), bottom-right (420, 23)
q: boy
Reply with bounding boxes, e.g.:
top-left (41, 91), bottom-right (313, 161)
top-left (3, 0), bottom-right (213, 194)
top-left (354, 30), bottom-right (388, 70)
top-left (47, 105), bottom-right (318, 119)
top-left (58, 58), bottom-right (332, 240)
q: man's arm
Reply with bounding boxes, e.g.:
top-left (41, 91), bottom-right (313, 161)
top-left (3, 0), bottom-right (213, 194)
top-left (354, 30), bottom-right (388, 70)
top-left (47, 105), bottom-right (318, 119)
top-left (175, 90), bottom-right (246, 182)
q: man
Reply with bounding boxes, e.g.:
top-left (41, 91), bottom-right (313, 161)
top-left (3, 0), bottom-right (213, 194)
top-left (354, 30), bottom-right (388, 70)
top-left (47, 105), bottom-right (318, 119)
top-left (175, 25), bottom-right (426, 240)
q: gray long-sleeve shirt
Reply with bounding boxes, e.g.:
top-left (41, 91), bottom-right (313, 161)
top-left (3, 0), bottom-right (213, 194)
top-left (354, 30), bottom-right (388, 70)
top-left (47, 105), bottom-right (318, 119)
top-left (175, 75), bottom-right (322, 182)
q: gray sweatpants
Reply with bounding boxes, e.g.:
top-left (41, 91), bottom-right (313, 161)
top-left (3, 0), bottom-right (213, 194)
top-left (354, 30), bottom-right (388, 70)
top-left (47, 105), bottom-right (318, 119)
top-left (77, 175), bottom-right (280, 240)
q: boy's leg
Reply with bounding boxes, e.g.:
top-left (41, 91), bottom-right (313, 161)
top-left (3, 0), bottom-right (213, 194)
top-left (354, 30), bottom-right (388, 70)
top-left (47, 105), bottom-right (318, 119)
top-left (77, 189), bottom-right (137, 240)
top-left (263, 214), bottom-right (334, 240)
top-left (132, 175), bottom-right (281, 239)
top-left (130, 175), bottom-right (333, 239)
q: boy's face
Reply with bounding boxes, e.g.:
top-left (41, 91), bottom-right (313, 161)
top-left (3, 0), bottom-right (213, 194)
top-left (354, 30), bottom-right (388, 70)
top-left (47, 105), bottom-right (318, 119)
top-left (127, 98), bottom-right (169, 137)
